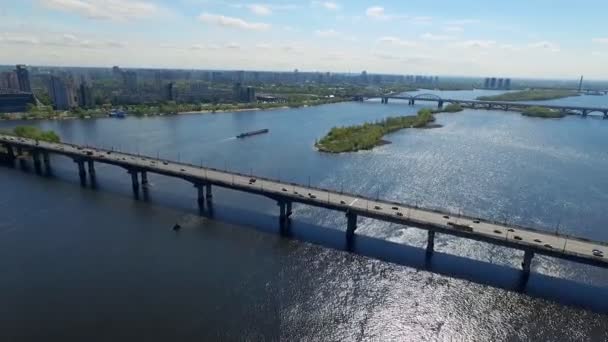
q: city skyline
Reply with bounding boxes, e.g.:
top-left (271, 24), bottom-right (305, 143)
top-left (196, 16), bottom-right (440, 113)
top-left (1, 1), bottom-right (608, 79)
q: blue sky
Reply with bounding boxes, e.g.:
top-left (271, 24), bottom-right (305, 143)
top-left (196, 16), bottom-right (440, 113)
top-left (1, 0), bottom-right (608, 78)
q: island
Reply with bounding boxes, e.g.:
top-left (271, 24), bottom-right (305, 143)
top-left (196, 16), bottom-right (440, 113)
top-left (476, 89), bottom-right (579, 102)
top-left (521, 106), bottom-right (566, 118)
top-left (315, 109), bottom-right (436, 153)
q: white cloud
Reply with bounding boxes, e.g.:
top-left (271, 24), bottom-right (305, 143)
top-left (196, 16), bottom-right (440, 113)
top-left (592, 37), bottom-right (608, 44)
top-left (378, 36), bottom-right (417, 47)
top-left (225, 42), bottom-right (240, 49)
top-left (314, 29), bottom-right (356, 41)
top-left (366, 6), bottom-right (387, 20)
top-left (315, 29), bottom-right (339, 38)
top-left (248, 4), bottom-right (271, 16)
top-left (420, 33), bottom-right (454, 41)
top-left (256, 43), bottom-right (271, 49)
top-left (445, 19), bottom-right (479, 26)
top-left (528, 41), bottom-right (560, 52)
top-left (190, 44), bottom-right (205, 50)
top-left (454, 40), bottom-right (497, 48)
top-left (499, 44), bottom-right (520, 51)
top-left (38, 0), bottom-right (160, 21)
top-left (443, 26), bottom-right (463, 33)
top-left (312, 1), bottom-right (340, 10)
top-left (411, 16), bottom-right (432, 24)
top-left (2, 34), bottom-right (40, 45)
top-left (198, 13), bottom-right (270, 31)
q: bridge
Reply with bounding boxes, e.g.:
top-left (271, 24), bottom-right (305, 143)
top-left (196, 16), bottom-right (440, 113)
top-left (364, 94), bottom-right (608, 118)
top-left (1, 134), bottom-right (607, 280)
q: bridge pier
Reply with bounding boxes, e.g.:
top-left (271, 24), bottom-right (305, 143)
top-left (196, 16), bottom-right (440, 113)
top-left (346, 211), bottom-right (357, 241)
top-left (16, 147), bottom-right (27, 170)
top-left (426, 230), bottom-right (436, 254)
top-left (2, 144), bottom-right (15, 164)
top-left (75, 159), bottom-right (87, 187)
top-left (128, 170), bottom-right (140, 199)
top-left (87, 160), bottom-right (96, 186)
top-left (603, 111), bottom-right (607, 119)
top-left (437, 101), bottom-right (443, 109)
top-left (42, 151), bottom-right (51, 175)
top-left (410, 99), bottom-right (415, 106)
top-left (32, 150), bottom-right (42, 175)
top-left (205, 183), bottom-right (212, 200)
top-left (522, 250), bottom-right (534, 274)
top-left (278, 201), bottom-right (289, 234)
top-left (141, 171), bottom-right (148, 186)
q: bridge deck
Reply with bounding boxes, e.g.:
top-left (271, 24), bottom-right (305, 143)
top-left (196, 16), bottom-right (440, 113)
top-left (2, 134), bottom-right (607, 269)
top-left (381, 96), bottom-right (608, 112)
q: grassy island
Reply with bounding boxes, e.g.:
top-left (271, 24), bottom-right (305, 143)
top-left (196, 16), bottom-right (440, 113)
top-left (442, 103), bottom-right (464, 113)
top-left (1, 126), bottom-right (61, 143)
top-left (521, 106), bottom-right (566, 118)
top-left (315, 109), bottom-right (435, 153)
top-left (477, 89), bottom-right (579, 102)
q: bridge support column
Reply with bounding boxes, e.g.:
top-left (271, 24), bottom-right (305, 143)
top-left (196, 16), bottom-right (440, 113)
top-left (437, 101), bottom-right (443, 109)
top-left (141, 171), bottom-right (148, 186)
top-left (87, 160), bottom-right (96, 186)
top-left (286, 202), bottom-right (293, 218)
top-left (42, 151), bottom-right (51, 175)
top-left (603, 111), bottom-right (607, 119)
top-left (196, 184), bottom-right (205, 212)
top-left (522, 250), bottom-right (534, 274)
top-left (410, 99), bottom-right (415, 106)
top-left (128, 170), bottom-right (139, 199)
top-left (426, 230), bottom-right (436, 254)
top-left (3, 144), bottom-right (15, 164)
top-left (346, 211), bottom-right (357, 241)
top-left (278, 201), bottom-right (288, 234)
top-left (582, 110), bottom-right (589, 117)
top-left (16, 147), bottom-right (26, 170)
top-left (75, 160), bottom-right (87, 187)
top-left (205, 183), bottom-right (213, 200)
top-left (32, 150), bottom-right (42, 175)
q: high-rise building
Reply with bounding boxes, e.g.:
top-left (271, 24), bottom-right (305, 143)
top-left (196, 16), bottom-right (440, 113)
top-left (497, 78), bottom-right (504, 89)
top-left (48, 76), bottom-right (71, 110)
top-left (0, 72), bottom-right (20, 90)
top-left (505, 78), bottom-right (512, 90)
top-left (122, 71), bottom-right (138, 90)
top-left (78, 82), bottom-right (94, 108)
top-left (360, 71), bottom-right (369, 84)
top-left (484, 78), bottom-right (491, 88)
top-left (15, 65), bottom-right (31, 93)
top-left (245, 86), bottom-right (256, 103)
top-left (490, 78), bottom-right (497, 89)
top-left (165, 82), bottom-right (176, 101)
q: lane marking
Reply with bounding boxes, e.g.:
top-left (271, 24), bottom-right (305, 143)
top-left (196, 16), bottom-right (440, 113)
top-left (349, 199), bottom-right (358, 206)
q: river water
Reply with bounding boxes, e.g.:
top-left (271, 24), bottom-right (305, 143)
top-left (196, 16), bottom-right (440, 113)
top-left (1, 90), bottom-right (607, 341)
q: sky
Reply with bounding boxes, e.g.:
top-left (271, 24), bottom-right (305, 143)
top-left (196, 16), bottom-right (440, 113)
top-left (1, 0), bottom-right (608, 79)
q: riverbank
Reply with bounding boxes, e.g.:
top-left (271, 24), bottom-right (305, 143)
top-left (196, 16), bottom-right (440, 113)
top-left (477, 89), bottom-right (579, 102)
top-left (0, 98), bottom-right (347, 122)
top-left (315, 109), bottom-right (436, 153)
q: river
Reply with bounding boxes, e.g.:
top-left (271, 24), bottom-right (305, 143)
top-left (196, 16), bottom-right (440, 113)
top-left (1, 89), bottom-right (607, 341)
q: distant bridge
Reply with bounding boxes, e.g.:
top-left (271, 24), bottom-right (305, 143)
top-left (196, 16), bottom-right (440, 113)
top-left (1, 134), bottom-right (607, 282)
top-left (358, 94), bottom-right (608, 118)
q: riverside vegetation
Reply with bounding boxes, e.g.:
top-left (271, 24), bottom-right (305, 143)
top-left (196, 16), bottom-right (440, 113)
top-left (521, 106), bottom-right (566, 118)
top-left (316, 109), bottom-right (436, 153)
top-left (315, 104), bottom-right (465, 153)
top-left (1, 126), bottom-right (61, 143)
top-left (477, 89), bottom-right (579, 102)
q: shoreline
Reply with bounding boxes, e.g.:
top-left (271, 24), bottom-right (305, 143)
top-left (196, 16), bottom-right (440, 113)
top-left (0, 100), bottom-right (344, 122)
